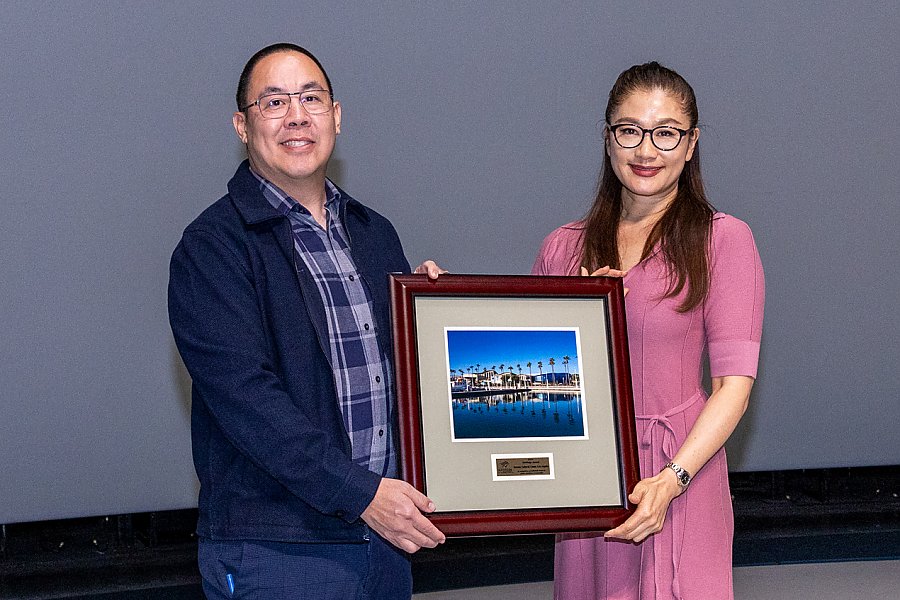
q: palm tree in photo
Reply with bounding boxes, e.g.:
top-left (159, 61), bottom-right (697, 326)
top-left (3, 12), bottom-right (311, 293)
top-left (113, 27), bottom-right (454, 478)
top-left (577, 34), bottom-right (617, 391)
top-left (527, 361), bottom-right (533, 388)
top-left (499, 364), bottom-right (505, 388)
top-left (517, 363), bottom-right (522, 388)
top-left (563, 355), bottom-right (570, 386)
top-left (537, 361), bottom-right (543, 386)
top-left (549, 357), bottom-right (556, 384)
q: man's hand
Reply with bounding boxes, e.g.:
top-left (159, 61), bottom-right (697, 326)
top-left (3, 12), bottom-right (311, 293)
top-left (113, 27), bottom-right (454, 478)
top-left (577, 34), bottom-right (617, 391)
top-left (413, 260), bottom-right (447, 279)
top-left (361, 478), bottom-right (446, 553)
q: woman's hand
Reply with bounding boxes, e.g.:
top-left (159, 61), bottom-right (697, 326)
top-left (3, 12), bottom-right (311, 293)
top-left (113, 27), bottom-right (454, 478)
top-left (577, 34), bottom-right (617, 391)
top-left (580, 265), bottom-right (627, 277)
top-left (606, 376), bottom-right (754, 543)
top-left (581, 266), bottom-right (629, 296)
top-left (604, 468), bottom-right (682, 543)
top-left (414, 260), bottom-right (447, 279)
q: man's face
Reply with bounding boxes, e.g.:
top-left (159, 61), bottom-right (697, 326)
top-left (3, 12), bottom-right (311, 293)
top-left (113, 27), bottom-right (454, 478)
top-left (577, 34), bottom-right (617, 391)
top-left (233, 51), bottom-right (341, 193)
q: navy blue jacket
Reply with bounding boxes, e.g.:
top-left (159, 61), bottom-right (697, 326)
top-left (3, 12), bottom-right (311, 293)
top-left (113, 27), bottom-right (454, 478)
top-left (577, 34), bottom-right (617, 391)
top-left (168, 161), bottom-right (410, 542)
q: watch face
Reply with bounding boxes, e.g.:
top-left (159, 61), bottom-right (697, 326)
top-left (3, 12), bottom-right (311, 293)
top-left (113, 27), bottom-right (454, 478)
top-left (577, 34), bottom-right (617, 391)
top-left (679, 472), bottom-right (690, 486)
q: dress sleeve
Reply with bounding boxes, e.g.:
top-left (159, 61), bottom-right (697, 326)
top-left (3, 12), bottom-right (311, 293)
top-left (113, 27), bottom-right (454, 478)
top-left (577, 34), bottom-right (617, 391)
top-left (531, 223), bottom-right (583, 276)
top-left (704, 215), bottom-right (765, 378)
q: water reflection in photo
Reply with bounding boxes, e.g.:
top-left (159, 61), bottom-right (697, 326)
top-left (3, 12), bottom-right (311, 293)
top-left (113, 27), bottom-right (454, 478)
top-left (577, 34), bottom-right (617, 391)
top-left (451, 391), bottom-right (585, 440)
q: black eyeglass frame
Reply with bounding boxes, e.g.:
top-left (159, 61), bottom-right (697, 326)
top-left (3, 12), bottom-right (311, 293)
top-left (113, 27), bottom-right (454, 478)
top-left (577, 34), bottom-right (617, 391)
top-left (241, 89), bottom-right (335, 117)
top-left (606, 122), bottom-right (694, 151)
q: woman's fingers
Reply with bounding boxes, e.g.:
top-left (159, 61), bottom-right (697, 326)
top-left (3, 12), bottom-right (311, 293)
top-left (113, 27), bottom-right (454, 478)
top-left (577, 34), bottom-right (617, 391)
top-left (581, 265), bottom-right (627, 278)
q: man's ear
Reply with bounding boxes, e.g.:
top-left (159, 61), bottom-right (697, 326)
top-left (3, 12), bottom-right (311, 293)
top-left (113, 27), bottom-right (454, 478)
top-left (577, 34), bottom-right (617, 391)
top-left (333, 101), bottom-right (342, 135)
top-left (233, 111), bottom-right (249, 144)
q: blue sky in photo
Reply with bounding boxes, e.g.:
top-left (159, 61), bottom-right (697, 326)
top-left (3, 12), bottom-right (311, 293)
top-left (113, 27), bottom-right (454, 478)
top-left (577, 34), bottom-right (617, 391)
top-left (446, 329), bottom-right (579, 374)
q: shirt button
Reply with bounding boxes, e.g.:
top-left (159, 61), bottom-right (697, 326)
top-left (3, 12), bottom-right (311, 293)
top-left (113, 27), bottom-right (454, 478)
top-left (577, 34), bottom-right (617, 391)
top-left (375, 376), bottom-right (381, 383)
top-left (378, 429), bottom-right (384, 437)
top-left (364, 323), bottom-right (370, 330)
top-left (349, 274), bottom-right (355, 281)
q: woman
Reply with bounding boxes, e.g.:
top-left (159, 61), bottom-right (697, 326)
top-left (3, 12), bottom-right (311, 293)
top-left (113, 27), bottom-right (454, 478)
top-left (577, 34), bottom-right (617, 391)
top-left (532, 62), bottom-right (764, 600)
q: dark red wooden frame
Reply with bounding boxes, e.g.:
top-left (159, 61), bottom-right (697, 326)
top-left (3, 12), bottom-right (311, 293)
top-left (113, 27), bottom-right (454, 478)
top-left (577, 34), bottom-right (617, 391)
top-left (390, 274), bottom-right (640, 536)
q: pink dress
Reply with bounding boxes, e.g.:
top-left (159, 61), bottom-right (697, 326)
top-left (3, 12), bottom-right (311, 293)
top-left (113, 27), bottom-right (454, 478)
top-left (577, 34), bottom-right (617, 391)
top-left (531, 213), bottom-right (764, 600)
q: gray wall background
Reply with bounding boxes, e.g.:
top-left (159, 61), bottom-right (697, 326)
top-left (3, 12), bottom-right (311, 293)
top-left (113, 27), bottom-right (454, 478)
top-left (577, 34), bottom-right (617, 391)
top-left (1, 1), bottom-right (897, 524)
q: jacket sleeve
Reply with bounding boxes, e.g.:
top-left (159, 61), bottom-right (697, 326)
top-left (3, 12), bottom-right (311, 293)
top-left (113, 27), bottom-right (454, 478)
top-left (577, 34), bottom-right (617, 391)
top-left (168, 226), bottom-right (381, 522)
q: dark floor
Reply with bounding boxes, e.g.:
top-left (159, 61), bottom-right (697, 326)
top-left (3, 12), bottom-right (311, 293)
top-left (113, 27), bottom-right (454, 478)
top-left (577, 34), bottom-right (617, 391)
top-left (2, 467), bottom-right (898, 600)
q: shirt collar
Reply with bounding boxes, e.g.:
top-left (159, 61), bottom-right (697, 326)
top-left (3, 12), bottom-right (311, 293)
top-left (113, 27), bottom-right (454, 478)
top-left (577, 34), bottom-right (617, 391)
top-left (248, 168), bottom-right (345, 218)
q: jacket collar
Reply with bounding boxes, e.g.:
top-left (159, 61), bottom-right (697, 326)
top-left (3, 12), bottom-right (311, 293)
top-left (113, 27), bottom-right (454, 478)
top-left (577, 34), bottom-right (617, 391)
top-left (227, 160), bottom-right (371, 226)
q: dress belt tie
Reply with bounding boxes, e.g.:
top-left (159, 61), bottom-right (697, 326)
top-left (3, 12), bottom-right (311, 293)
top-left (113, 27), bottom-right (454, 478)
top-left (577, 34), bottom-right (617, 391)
top-left (634, 391), bottom-right (704, 600)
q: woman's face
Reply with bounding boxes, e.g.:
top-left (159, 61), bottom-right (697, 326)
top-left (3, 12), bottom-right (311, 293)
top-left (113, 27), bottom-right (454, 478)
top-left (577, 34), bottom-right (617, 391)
top-left (605, 87), bottom-right (698, 207)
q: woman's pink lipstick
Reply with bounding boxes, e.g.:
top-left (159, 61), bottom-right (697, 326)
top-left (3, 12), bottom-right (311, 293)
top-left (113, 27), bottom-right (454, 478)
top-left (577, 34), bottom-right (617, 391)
top-left (630, 164), bottom-right (662, 177)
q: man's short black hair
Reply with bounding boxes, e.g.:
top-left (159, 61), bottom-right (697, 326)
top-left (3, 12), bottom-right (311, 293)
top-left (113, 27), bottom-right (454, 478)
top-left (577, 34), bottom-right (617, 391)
top-left (236, 43), bottom-right (333, 111)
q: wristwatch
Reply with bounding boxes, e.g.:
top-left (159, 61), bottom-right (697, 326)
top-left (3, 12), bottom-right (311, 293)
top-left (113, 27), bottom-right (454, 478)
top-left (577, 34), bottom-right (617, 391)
top-left (665, 462), bottom-right (692, 489)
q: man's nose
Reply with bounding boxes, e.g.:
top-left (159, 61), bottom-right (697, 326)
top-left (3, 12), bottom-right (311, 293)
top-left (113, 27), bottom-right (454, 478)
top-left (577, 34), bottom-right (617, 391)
top-left (285, 97), bottom-right (310, 125)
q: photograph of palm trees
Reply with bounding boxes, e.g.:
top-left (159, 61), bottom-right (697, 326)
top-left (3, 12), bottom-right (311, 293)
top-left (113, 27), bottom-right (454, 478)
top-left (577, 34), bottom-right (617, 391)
top-left (445, 327), bottom-right (587, 441)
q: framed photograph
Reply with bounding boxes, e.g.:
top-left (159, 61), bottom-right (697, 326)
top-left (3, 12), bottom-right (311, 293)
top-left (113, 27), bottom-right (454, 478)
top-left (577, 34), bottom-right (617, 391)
top-left (390, 274), bottom-right (640, 536)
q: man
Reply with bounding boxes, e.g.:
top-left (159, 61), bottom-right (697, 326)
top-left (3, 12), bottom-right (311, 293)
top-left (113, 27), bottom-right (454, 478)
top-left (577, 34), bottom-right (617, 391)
top-left (168, 43), bottom-right (445, 599)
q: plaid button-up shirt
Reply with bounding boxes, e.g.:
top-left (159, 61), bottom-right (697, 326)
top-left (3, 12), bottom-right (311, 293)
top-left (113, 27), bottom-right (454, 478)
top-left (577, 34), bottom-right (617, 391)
top-left (253, 171), bottom-right (395, 478)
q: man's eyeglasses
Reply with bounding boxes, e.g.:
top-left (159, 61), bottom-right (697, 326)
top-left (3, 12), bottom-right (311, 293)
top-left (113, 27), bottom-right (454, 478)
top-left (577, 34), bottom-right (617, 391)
top-left (242, 90), bottom-right (334, 119)
top-left (607, 123), bottom-right (692, 151)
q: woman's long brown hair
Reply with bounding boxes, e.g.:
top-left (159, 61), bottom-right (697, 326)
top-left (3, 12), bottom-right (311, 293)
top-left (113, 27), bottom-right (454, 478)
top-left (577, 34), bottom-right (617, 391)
top-left (582, 62), bottom-right (714, 312)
